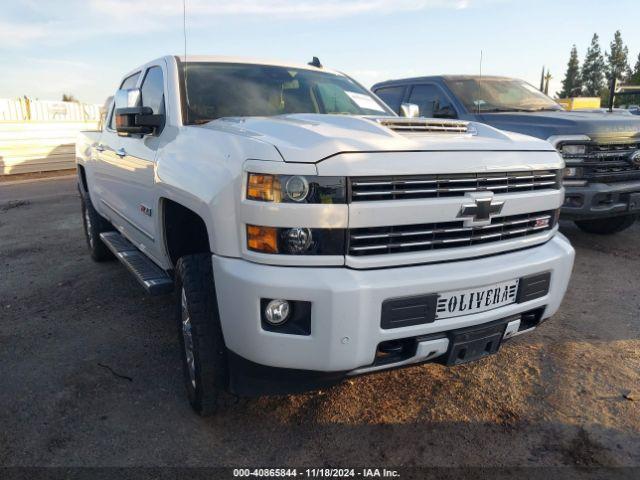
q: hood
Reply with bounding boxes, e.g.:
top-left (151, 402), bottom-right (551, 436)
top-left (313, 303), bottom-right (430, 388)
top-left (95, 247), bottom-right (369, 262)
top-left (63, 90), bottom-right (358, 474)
top-left (478, 110), bottom-right (640, 143)
top-left (202, 114), bottom-right (554, 163)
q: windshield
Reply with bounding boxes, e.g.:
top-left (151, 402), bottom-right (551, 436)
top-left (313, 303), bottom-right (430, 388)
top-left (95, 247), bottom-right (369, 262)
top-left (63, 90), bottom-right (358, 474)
top-left (179, 62), bottom-right (392, 124)
top-left (445, 78), bottom-right (563, 113)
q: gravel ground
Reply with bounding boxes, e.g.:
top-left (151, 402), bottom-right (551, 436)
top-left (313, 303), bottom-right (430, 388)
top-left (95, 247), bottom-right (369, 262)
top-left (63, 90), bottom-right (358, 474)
top-left (0, 177), bottom-right (638, 468)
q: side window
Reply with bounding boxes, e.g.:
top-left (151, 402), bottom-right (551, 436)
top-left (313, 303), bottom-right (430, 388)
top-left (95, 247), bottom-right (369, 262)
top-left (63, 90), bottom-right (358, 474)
top-left (107, 101), bottom-right (118, 130)
top-left (121, 72), bottom-right (141, 90)
top-left (141, 67), bottom-right (165, 116)
top-left (408, 84), bottom-right (456, 119)
top-left (374, 86), bottom-right (405, 114)
top-left (108, 72), bottom-right (141, 130)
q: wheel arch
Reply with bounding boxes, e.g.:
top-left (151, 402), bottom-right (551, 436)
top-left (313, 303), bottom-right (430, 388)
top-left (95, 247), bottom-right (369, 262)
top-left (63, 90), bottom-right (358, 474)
top-left (77, 164), bottom-right (89, 199)
top-left (160, 197), bottom-right (212, 268)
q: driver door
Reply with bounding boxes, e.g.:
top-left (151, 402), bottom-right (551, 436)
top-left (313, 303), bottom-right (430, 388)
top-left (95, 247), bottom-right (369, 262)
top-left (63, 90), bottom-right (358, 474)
top-left (407, 84), bottom-right (458, 119)
top-left (94, 64), bottom-right (167, 263)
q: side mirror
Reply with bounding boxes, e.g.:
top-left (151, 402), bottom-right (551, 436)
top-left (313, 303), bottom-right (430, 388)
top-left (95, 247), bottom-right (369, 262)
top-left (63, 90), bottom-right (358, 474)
top-left (433, 105), bottom-right (457, 119)
top-left (114, 88), bottom-right (164, 135)
top-left (400, 102), bottom-right (420, 118)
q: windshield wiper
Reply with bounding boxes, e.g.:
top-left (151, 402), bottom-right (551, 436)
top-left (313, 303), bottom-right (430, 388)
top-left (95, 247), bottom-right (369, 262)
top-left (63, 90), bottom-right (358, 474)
top-left (531, 107), bottom-right (563, 112)
top-left (480, 108), bottom-right (537, 113)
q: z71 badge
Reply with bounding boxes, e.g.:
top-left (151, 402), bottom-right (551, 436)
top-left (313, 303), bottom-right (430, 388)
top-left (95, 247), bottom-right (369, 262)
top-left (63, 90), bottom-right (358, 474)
top-left (139, 204), bottom-right (152, 217)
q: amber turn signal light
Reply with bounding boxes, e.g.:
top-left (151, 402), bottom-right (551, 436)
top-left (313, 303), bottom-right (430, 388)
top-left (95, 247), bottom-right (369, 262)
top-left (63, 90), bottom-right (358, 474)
top-left (247, 225), bottom-right (279, 253)
top-left (247, 174), bottom-right (281, 202)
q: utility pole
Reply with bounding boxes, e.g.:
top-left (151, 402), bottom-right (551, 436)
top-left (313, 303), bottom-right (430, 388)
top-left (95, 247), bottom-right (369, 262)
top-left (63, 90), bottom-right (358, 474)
top-left (544, 71), bottom-right (552, 95)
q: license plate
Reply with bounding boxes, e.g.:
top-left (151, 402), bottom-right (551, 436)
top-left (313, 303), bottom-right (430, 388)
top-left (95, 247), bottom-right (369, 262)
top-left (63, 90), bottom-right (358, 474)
top-left (444, 321), bottom-right (506, 365)
top-left (436, 279), bottom-right (519, 319)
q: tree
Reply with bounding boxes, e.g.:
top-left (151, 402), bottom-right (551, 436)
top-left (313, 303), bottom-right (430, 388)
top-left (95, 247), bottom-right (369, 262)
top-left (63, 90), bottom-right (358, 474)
top-left (558, 45), bottom-right (582, 98)
top-left (605, 30), bottom-right (632, 107)
top-left (625, 52), bottom-right (640, 106)
top-left (581, 33), bottom-right (606, 97)
top-left (62, 93), bottom-right (77, 102)
top-left (630, 52), bottom-right (640, 85)
top-left (605, 30), bottom-right (631, 83)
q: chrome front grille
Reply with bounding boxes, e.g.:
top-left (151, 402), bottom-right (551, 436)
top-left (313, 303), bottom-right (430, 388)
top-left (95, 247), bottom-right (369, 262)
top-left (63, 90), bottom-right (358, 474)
top-left (348, 211), bottom-right (556, 256)
top-left (563, 141), bottom-right (640, 182)
top-left (349, 170), bottom-right (560, 202)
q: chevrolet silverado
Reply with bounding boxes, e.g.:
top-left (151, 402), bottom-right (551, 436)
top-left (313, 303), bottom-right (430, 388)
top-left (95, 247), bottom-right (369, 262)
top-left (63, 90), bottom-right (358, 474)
top-left (76, 56), bottom-right (575, 415)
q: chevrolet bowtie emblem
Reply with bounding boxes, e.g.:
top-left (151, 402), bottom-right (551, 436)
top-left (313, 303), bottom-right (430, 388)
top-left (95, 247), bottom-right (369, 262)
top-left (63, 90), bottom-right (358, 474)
top-left (458, 193), bottom-right (505, 226)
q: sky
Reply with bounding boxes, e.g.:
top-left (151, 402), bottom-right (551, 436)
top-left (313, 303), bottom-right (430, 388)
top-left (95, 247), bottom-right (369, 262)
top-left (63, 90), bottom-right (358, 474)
top-left (1, 0), bottom-right (639, 105)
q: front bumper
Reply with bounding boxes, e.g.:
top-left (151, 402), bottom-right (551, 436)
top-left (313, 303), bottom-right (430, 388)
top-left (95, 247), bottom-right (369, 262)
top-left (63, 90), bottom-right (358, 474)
top-left (213, 234), bottom-right (574, 383)
top-left (562, 180), bottom-right (640, 220)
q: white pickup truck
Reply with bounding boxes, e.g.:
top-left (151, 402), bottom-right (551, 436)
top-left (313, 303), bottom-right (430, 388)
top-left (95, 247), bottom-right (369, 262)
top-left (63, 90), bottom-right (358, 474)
top-left (76, 55), bottom-right (575, 416)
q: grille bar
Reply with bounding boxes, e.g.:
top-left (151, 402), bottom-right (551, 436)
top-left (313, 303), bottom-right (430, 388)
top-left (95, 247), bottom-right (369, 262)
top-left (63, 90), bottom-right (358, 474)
top-left (348, 212), bottom-right (555, 256)
top-left (349, 170), bottom-right (560, 202)
top-left (563, 141), bottom-right (640, 182)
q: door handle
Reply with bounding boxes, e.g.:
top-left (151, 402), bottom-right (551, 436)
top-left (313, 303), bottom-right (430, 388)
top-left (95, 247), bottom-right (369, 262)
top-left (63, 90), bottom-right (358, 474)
top-left (95, 144), bottom-right (105, 152)
top-left (115, 148), bottom-right (127, 157)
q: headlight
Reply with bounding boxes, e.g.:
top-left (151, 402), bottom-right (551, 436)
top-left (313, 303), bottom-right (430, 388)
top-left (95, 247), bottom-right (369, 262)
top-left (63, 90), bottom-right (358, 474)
top-left (283, 227), bottom-right (313, 254)
top-left (246, 173), bottom-right (346, 204)
top-left (247, 225), bottom-right (345, 255)
top-left (284, 176), bottom-right (310, 202)
top-left (561, 144), bottom-right (587, 156)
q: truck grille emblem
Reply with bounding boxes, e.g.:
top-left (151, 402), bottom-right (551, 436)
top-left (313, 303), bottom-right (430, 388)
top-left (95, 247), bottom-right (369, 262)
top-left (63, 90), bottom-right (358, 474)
top-left (458, 193), bottom-right (504, 226)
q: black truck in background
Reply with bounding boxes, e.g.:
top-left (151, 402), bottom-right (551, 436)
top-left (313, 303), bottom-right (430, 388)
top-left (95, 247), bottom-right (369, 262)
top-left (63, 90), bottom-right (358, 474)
top-left (373, 76), bottom-right (640, 234)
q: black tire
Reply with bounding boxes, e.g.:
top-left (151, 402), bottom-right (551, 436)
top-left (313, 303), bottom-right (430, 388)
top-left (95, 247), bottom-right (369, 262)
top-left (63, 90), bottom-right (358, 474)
top-left (574, 214), bottom-right (637, 235)
top-left (81, 195), bottom-right (115, 262)
top-left (175, 254), bottom-right (229, 416)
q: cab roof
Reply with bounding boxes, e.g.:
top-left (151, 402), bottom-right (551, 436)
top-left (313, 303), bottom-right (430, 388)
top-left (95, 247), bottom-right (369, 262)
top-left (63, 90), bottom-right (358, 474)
top-left (174, 55), bottom-right (342, 75)
top-left (373, 75), bottom-right (518, 88)
top-left (119, 55), bottom-right (345, 86)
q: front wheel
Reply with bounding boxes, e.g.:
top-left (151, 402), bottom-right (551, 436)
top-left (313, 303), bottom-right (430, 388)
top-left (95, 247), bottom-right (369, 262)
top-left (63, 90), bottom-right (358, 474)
top-left (574, 214), bottom-right (637, 235)
top-left (175, 254), bottom-right (229, 416)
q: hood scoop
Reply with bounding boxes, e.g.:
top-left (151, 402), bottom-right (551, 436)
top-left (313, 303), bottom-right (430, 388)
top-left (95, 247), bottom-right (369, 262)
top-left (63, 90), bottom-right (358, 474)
top-left (372, 117), bottom-right (473, 134)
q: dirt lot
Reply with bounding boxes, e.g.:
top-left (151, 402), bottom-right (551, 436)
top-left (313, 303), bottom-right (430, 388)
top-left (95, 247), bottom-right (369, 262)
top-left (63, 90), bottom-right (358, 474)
top-left (0, 177), bottom-right (638, 469)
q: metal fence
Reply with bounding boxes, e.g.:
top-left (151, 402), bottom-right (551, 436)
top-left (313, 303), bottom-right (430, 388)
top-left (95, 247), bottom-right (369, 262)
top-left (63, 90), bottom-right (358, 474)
top-left (0, 98), bottom-right (102, 122)
top-left (0, 98), bottom-right (102, 175)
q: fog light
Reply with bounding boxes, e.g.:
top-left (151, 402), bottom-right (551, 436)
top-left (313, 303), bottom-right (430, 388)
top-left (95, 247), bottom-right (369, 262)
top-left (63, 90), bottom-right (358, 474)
top-left (264, 299), bottom-right (290, 325)
top-left (563, 195), bottom-right (584, 207)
